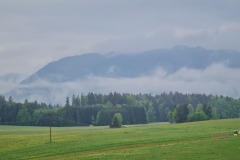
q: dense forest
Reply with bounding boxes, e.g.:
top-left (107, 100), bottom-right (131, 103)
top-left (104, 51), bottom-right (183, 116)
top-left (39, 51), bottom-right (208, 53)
top-left (0, 92), bottom-right (240, 126)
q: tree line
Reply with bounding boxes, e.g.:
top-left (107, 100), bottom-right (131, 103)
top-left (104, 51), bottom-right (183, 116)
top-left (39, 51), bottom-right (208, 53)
top-left (0, 92), bottom-right (240, 126)
top-left (168, 104), bottom-right (214, 123)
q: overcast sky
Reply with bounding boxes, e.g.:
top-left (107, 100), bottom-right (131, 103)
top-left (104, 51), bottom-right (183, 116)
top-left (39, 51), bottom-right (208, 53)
top-left (1, 0), bottom-right (240, 103)
top-left (1, 0), bottom-right (240, 76)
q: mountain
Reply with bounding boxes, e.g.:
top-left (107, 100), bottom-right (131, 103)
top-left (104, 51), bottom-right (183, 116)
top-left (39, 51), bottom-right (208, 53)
top-left (21, 46), bottom-right (240, 84)
top-left (5, 46), bottom-right (240, 104)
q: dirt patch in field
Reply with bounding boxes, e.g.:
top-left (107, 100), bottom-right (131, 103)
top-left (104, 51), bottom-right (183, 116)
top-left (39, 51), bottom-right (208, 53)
top-left (212, 134), bottom-right (233, 139)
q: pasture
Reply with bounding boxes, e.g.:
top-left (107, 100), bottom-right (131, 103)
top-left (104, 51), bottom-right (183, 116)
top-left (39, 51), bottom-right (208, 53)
top-left (0, 119), bottom-right (240, 159)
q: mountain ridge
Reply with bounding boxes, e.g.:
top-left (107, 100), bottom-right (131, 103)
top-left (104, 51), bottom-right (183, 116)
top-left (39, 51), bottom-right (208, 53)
top-left (4, 46), bottom-right (240, 104)
top-left (21, 46), bottom-right (240, 84)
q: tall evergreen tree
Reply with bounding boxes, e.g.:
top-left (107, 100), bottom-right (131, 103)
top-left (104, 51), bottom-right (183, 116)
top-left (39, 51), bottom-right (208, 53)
top-left (17, 106), bottom-right (31, 126)
top-left (202, 104), bottom-right (213, 119)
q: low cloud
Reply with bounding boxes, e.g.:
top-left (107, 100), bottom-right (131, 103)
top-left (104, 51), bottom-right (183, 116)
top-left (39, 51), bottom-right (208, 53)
top-left (4, 63), bottom-right (240, 105)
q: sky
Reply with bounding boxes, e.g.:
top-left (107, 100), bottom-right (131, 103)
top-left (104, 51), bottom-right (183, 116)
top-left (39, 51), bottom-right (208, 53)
top-left (1, 0), bottom-right (240, 103)
top-left (1, 0), bottom-right (240, 76)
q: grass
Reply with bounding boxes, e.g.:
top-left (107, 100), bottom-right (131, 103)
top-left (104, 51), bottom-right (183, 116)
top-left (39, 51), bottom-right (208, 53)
top-left (0, 119), bottom-right (240, 159)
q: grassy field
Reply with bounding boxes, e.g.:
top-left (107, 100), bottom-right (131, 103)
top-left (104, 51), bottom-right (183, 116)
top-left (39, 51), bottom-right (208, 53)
top-left (0, 119), bottom-right (240, 159)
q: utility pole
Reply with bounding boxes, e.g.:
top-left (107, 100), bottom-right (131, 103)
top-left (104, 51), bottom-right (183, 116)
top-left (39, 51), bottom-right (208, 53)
top-left (49, 115), bottom-right (52, 143)
top-left (50, 125), bottom-right (52, 143)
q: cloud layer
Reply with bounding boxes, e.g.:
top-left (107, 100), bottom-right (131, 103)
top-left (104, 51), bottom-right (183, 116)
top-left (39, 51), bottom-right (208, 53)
top-left (6, 63), bottom-right (240, 104)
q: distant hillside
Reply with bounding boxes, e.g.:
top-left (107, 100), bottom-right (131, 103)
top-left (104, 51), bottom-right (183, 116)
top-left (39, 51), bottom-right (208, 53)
top-left (21, 46), bottom-right (240, 84)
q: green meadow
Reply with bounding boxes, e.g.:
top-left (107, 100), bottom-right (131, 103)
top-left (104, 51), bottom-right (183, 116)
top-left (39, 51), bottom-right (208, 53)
top-left (1, 119), bottom-right (240, 160)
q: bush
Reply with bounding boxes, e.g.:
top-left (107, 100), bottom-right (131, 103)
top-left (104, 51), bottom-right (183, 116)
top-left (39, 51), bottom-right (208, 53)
top-left (110, 113), bottom-right (123, 128)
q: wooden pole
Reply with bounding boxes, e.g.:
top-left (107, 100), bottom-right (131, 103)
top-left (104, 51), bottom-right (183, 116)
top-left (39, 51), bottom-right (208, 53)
top-left (50, 125), bottom-right (52, 143)
top-left (50, 115), bottom-right (52, 143)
